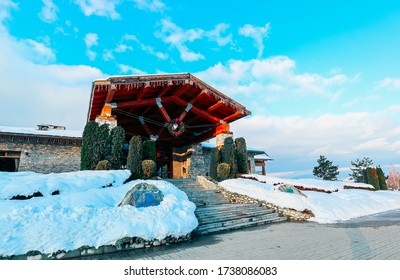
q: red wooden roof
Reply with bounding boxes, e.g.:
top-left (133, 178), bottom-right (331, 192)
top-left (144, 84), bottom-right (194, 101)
top-left (87, 73), bottom-right (251, 147)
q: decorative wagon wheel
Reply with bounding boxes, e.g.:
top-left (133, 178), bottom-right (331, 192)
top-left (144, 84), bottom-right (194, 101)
top-left (167, 118), bottom-right (185, 137)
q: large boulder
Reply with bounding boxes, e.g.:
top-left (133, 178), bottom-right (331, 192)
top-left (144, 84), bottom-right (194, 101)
top-left (118, 182), bottom-right (164, 208)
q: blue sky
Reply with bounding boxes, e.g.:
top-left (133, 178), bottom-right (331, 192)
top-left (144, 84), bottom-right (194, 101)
top-left (1, 0), bottom-right (399, 178)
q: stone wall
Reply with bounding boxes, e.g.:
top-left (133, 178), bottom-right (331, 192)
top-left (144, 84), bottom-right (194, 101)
top-left (187, 144), bottom-right (212, 178)
top-left (196, 176), bottom-right (313, 221)
top-left (0, 139), bottom-right (81, 173)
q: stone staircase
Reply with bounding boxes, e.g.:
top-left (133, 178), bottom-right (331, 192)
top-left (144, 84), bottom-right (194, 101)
top-left (166, 178), bottom-right (286, 235)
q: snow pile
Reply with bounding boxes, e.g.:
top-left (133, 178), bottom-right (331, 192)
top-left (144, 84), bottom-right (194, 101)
top-left (0, 177), bottom-right (198, 257)
top-left (220, 176), bottom-right (400, 223)
top-left (0, 170), bottom-right (131, 199)
top-left (242, 174), bottom-right (374, 192)
top-left (0, 126), bottom-right (82, 138)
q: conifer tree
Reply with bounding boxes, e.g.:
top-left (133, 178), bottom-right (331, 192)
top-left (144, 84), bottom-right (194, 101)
top-left (209, 147), bottom-right (220, 180)
top-left (143, 140), bottom-right (156, 162)
top-left (365, 167), bottom-right (380, 190)
top-left (127, 135), bottom-right (143, 179)
top-left (235, 137), bottom-right (248, 174)
top-left (376, 166), bottom-right (387, 190)
top-left (349, 157), bottom-right (373, 182)
top-left (81, 121), bottom-right (99, 170)
top-left (108, 126), bottom-right (125, 169)
top-left (312, 155), bottom-right (339, 181)
top-left (222, 137), bottom-right (237, 178)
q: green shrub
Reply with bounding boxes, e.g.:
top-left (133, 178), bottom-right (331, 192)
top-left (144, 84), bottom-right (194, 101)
top-left (127, 136), bottom-right (143, 179)
top-left (209, 147), bottom-right (220, 180)
top-left (143, 140), bottom-right (156, 162)
top-left (81, 121), bottom-right (99, 170)
top-left (366, 167), bottom-right (380, 190)
top-left (376, 166), bottom-right (387, 190)
top-left (142, 160), bottom-right (156, 179)
top-left (217, 163), bottom-right (230, 181)
top-left (235, 137), bottom-right (248, 174)
top-left (108, 126), bottom-right (125, 169)
top-left (221, 137), bottom-right (237, 178)
top-left (95, 160), bottom-right (111, 170)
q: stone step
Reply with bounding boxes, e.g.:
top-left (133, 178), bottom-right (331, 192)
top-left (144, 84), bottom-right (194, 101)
top-left (196, 207), bottom-right (275, 221)
top-left (195, 203), bottom-right (261, 213)
top-left (196, 211), bottom-right (280, 228)
top-left (194, 216), bottom-right (287, 236)
top-left (197, 210), bottom-right (278, 225)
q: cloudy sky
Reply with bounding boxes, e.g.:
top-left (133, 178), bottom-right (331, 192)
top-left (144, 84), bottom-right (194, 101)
top-left (1, 0), bottom-right (399, 178)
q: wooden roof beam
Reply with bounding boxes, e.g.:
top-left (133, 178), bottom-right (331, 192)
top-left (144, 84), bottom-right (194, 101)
top-left (223, 111), bottom-right (244, 123)
top-left (105, 84), bottom-right (117, 103)
top-left (207, 100), bottom-right (224, 113)
top-left (156, 98), bottom-right (171, 123)
top-left (172, 97), bottom-right (224, 124)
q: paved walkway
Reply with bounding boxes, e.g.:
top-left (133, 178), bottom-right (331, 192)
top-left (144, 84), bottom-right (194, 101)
top-left (77, 213), bottom-right (400, 260)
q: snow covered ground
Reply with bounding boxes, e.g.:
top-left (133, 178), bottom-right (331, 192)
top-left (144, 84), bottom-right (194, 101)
top-left (0, 171), bottom-right (198, 257)
top-left (220, 175), bottom-right (400, 223)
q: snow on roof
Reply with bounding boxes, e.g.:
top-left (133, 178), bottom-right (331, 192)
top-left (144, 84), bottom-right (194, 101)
top-left (0, 126), bottom-right (83, 138)
top-left (254, 153), bottom-right (273, 161)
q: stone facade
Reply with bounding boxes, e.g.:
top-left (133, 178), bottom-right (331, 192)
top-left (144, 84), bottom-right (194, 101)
top-left (0, 133), bottom-right (81, 173)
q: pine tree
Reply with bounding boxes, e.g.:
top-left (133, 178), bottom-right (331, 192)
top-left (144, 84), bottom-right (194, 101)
top-left (365, 167), bottom-right (380, 190)
top-left (143, 140), bottom-right (156, 162)
top-left (312, 155), bottom-right (339, 181)
top-left (108, 126), bottom-right (125, 169)
top-left (221, 137), bottom-right (237, 178)
top-left (81, 121), bottom-right (98, 170)
top-left (209, 147), bottom-right (220, 180)
top-left (235, 137), bottom-right (248, 174)
top-left (349, 157), bottom-right (373, 182)
top-left (127, 135), bottom-right (143, 179)
top-left (376, 166), bottom-right (387, 190)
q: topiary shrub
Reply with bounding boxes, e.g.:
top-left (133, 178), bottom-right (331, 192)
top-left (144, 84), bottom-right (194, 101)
top-left (376, 166), bottom-right (388, 190)
top-left (95, 160), bottom-right (111, 170)
top-left (235, 137), bottom-right (248, 174)
top-left (81, 121), bottom-right (99, 170)
top-left (221, 137), bottom-right (237, 178)
top-left (127, 136), bottom-right (143, 179)
top-left (143, 140), bottom-right (156, 162)
top-left (142, 160), bottom-right (156, 179)
top-left (108, 126), bottom-right (125, 169)
top-left (217, 163), bottom-right (230, 181)
top-left (209, 147), bottom-right (220, 180)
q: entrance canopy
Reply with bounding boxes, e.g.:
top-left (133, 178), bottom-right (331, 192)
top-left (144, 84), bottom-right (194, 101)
top-left (87, 73), bottom-right (251, 147)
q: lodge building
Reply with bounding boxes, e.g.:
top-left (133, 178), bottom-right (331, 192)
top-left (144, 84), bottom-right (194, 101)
top-left (0, 73), bottom-right (271, 176)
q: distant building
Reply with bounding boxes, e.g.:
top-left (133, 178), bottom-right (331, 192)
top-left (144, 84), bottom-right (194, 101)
top-left (0, 125), bottom-right (81, 173)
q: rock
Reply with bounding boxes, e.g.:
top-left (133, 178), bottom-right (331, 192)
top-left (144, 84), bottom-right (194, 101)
top-left (118, 182), bottom-right (164, 208)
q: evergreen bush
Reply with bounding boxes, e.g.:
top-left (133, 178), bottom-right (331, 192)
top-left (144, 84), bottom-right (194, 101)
top-left (312, 155), bottom-right (339, 181)
top-left (142, 160), bottom-right (156, 179)
top-left (366, 167), bottom-right (380, 190)
top-left (209, 147), bottom-right (220, 180)
top-left (235, 137), bottom-right (248, 174)
top-left (81, 121), bottom-right (99, 170)
top-left (349, 157), bottom-right (373, 182)
top-left (222, 137), bottom-right (237, 178)
top-left (108, 126), bottom-right (125, 169)
top-left (93, 123), bottom-right (111, 168)
top-left (217, 163), bottom-right (230, 181)
top-left (127, 135), bottom-right (143, 179)
top-left (376, 166), bottom-right (387, 190)
top-left (143, 140), bottom-right (156, 162)
top-left (95, 160), bottom-right (111, 170)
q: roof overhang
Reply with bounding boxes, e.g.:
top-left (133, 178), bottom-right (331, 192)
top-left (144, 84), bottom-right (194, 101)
top-left (87, 73), bottom-right (251, 147)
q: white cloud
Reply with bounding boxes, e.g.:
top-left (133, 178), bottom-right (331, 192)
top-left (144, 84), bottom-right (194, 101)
top-left (376, 77), bottom-right (400, 91)
top-left (238, 23), bottom-right (271, 58)
top-left (12, 37), bottom-right (56, 64)
top-left (84, 33), bottom-right (98, 60)
top-left (230, 109), bottom-right (400, 173)
top-left (74, 0), bottom-right (121, 19)
top-left (38, 0), bottom-right (58, 23)
top-left (0, 28), bottom-right (105, 130)
top-left (118, 64), bottom-right (146, 75)
top-left (132, 0), bottom-right (166, 12)
top-left (206, 23), bottom-right (233, 47)
top-left (0, 0), bottom-right (18, 27)
top-left (156, 19), bottom-right (234, 62)
top-left (195, 56), bottom-right (348, 99)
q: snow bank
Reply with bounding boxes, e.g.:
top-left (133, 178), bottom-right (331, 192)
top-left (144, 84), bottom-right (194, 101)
top-left (0, 179), bottom-right (198, 257)
top-left (220, 176), bottom-right (400, 223)
top-left (0, 170), bottom-right (131, 199)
